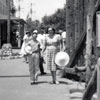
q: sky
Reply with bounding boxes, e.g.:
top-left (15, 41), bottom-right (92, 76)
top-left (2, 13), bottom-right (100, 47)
top-left (14, 0), bottom-right (66, 22)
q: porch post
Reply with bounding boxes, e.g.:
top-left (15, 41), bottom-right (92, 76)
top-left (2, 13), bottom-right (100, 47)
top-left (0, 23), bottom-right (1, 47)
top-left (18, 22), bottom-right (21, 48)
top-left (96, 11), bottom-right (100, 100)
top-left (7, 0), bottom-right (10, 43)
top-left (18, 0), bottom-right (21, 48)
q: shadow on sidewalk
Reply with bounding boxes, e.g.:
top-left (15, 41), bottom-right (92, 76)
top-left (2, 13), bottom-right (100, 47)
top-left (0, 75), bottom-right (30, 78)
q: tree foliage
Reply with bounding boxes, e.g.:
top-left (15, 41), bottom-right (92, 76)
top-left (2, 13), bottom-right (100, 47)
top-left (26, 18), bottom-right (40, 32)
top-left (42, 5), bottom-right (66, 31)
top-left (25, 5), bottom-right (66, 32)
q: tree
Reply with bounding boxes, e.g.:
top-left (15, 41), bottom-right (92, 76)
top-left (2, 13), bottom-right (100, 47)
top-left (25, 5), bottom-right (66, 33)
top-left (26, 18), bottom-right (40, 32)
top-left (42, 5), bottom-right (66, 31)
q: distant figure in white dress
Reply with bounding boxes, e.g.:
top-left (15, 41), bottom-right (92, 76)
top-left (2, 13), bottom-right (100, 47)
top-left (20, 31), bottom-right (32, 62)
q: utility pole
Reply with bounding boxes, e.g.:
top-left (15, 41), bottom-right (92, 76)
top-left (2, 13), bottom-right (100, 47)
top-left (30, 2), bottom-right (36, 21)
top-left (30, 2), bottom-right (33, 20)
top-left (18, 0), bottom-right (21, 18)
top-left (7, 0), bottom-right (10, 43)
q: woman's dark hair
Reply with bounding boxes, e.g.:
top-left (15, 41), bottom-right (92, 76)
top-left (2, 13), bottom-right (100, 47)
top-left (26, 31), bottom-right (30, 35)
top-left (47, 27), bottom-right (55, 34)
top-left (52, 28), bottom-right (55, 33)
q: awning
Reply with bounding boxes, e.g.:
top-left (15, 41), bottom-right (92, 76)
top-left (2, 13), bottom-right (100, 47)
top-left (0, 14), bottom-right (26, 24)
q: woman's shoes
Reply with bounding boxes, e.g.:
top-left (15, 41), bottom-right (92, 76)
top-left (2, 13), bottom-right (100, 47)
top-left (49, 81), bottom-right (59, 85)
top-left (54, 81), bottom-right (59, 84)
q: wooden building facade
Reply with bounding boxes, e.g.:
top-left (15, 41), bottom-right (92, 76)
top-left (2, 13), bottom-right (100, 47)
top-left (0, 0), bottom-right (26, 48)
top-left (65, 1), bottom-right (100, 99)
top-left (66, 0), bottom-right (100, 67)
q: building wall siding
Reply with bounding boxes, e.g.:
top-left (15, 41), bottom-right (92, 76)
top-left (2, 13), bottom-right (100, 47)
top-left (0, 0), bottom-right (14, 15)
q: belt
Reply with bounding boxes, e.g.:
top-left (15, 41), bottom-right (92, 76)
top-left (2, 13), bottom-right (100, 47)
top-left (32, 50), bottom-right (39, 54)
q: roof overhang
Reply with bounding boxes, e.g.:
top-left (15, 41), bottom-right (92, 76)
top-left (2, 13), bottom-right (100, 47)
top-left (0, 14), bottom-right (26, 24)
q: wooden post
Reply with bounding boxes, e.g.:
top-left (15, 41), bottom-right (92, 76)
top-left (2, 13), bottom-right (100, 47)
top-left (69, 0), bottom-right (75, 55)
top-left (74, 0), bottom-right (79, 48)
top-left (18, 22), bottom-right (21, 48)
top-left (85, 0), bottom-right (95, 86)
top-left (96, 11), bottom-right (100, 100)
top-left (0, 23), bottom-right (1, 47)
top-left (96, 11), bottom-right (100, 47)
top-left (18, 0), bottom-right (21, 48)
top-left (66, 0), bottom-right (75, 55)
top-left (85, 15), bottom-right (92, 65)
top-left (97, 58), bottom-right (100, 100)
top-left (7, 0), bottom-right (10, 43)
top-left (85, 0), bottom-right (100, 99)
top-left (66, 0), bottom-right (70, 55)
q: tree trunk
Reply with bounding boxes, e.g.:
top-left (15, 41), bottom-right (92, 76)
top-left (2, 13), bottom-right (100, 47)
top-left (85, 14), bottom-right (93, 86)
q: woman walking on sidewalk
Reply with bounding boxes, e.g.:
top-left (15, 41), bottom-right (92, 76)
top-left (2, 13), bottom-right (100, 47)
top-left (26, 30), bottom-right (40, 85)
top-left (42, 27), bottom-right (62, 84)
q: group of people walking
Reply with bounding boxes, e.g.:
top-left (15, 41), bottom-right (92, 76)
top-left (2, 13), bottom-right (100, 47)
top-left (20, 27), bottom-right (66, 85)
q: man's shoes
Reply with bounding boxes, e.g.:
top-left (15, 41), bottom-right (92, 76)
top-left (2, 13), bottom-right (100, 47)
top-left (41, 72), bottom-right (46, 75)
top-left (26, 61), bottom-right (29, 63)
top-left (30, 80), bottom-right (38, 85)
top-left (49, 81), bottom-right (55, 84)
top-left (30, 81), bottom-right (36, 85)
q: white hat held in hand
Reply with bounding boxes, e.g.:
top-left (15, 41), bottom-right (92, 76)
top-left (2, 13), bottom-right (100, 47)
top-left (24, 45), bottom-right (32, 54)
top-left (55, 51), bottom-right (70, 69)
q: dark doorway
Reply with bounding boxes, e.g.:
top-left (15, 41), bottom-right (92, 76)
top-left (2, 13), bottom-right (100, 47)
top-left (1, 22), bottom-right (7, 46)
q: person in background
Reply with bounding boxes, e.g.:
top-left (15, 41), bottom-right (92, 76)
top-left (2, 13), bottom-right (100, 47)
top-left (42, 27), bottom-right (62, 84)
top-left (20, 31), bottom-right (31, 63)
top-left (61, 31), bottom-right (66, 51)
top-left (26, 30), bottom-right (40, 85)
top-left (58, 30), bottom-right (63, 36)
top-left (36, 30), bottom-right (46, 75)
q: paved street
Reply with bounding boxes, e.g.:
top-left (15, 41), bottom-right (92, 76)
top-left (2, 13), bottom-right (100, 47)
top-left (0, 57), bottom-right (73, 100)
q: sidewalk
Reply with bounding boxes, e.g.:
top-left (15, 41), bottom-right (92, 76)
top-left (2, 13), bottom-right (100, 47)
top-left (0, 57), bottom-right (72, 100)
top-left (1, 49), bottom-right (96, 100)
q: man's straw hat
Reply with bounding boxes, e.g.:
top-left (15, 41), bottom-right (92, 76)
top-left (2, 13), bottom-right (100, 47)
top-left (33, 30), bottom-right (38, 33)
